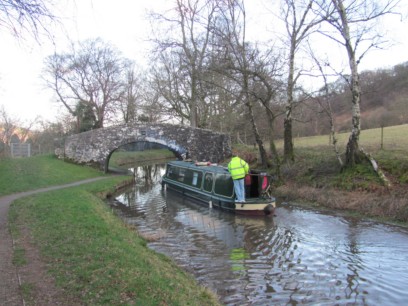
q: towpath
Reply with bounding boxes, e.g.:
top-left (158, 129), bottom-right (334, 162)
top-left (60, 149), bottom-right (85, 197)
top-left (0, 177), bottom-right (108, 305)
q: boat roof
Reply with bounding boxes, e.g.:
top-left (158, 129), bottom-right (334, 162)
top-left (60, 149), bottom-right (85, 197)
top-left (167, 160), bottom-right (230, 174)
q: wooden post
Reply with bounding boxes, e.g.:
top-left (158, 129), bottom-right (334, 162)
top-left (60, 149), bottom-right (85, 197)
top-left (380, 125), bottom-right (384, 150)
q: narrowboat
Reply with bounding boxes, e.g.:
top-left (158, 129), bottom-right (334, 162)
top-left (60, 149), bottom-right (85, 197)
top-left (161, 160), bottom-right (276, 216)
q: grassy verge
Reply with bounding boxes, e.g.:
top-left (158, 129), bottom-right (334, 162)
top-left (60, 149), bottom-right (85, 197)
top-left (4, 155), bottom-right (220, 305)
top-left (233, 124), bottom-right (408, 190)
top-left (277, 147), bottom-right (408, 223)
top-left (0, 154), bottom-right (103, 196)
top-left (276, 146), bottom-right (408, 190)
top-left (9, 181), bottom-right (219, 305)
top-left (109, 149), bottom-right (175, 168)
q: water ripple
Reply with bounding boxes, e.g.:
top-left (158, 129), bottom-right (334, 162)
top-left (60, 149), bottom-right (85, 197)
top-left (109, 164), bottom-right (408, 305)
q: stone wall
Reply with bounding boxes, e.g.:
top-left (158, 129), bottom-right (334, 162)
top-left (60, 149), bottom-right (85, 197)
top-left (56, 123), bottom-right (231, 171)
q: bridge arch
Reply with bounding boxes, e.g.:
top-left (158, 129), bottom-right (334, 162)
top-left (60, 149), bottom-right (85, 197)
top-left (104, 139), bottom-right (187, 171)
top-left (57, 123), bottom-right (231, 172)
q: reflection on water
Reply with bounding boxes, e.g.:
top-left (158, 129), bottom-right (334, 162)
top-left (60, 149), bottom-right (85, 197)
top-left (110, 164), bottom-right (408, 305)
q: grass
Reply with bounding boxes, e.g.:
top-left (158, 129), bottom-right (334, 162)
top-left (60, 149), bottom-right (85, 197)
top-left (258, 124), bottom-right (408, 224)
top-left (273, 145), bottom-right (408, 191)
top-left (109, 149), bottom-right (175, 169)
top-left (12, 247), bottom-right (27, 266)
top-left (4, 154), bottom-right (220, 305)
top-left (227, 125), bottom-right (408, 191)
top-left (374, 149), bottom-right (408, 184)
top-left (10, 186), bottom-right (219, 305)
top-left (20, 283), bottom-right (35, 304)
top-left (228, 124), bottom-right (408, 223)
top-left (0, 154), bottom-right (103, 196)
top-left (286, 123), bottom-right (408, 151)
top-left (2, 124), bottom-right (407, 303)
top-left (261, 124), bottom-right (408, 190)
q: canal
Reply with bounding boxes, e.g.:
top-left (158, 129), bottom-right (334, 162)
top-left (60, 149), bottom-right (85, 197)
top-left (108, 164), bottom-right (408, 305)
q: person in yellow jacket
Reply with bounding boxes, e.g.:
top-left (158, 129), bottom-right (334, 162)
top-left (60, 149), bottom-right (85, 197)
top-left (228, 152), bottom-right (249, 203)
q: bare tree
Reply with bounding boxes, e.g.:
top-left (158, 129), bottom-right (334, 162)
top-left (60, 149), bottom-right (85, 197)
top-left (0, 0), bottom-right (57, 40)
top-left (249, 59), bottom-right (285, 178)
top-left (214, 0), bottom-right (270, 167)
top-left (151, 51), bottom-right (194, 125)
top-left (43, 38), bottom-right (129, 131)
top-left (28, 119), bottom-right (67, 154)
top-left (118, 62), bottom-right (144, 124)
top-left (201, 64), bottom-right (239, 133)
top-left (149, 0), bottom-right (216, 127)
top-left (0, 106), bottom-right (18, 156)
top-left (309, 50), bottom-right (344, 167)
top-left (141, 75), bottom-right (170, 123)
top-left (280, 0), bottom-right (324, 163)
top-left (317, 0), bottom-right (400, 167)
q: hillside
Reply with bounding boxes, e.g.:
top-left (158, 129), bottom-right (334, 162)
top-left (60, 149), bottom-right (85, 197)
top-left (292, 61), bottom-right (408, 137)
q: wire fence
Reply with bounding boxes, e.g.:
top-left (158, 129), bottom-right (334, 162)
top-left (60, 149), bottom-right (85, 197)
top-left (290, 124), bottom-right (408, 152)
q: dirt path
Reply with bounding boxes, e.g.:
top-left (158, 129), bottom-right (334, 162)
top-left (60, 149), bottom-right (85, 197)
top-left (0, 177), bottom-right (109, 306)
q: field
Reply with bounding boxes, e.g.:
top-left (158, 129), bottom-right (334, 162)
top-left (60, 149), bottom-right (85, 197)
top-left (285, 124), bottom-right (408, 151)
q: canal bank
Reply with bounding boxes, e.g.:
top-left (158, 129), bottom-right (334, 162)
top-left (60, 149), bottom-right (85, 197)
top-left (0, 155), bottom-right (221, 305)
top-left (235, 146), bottom-right (408, 225)
top-left (110, 163), bottom-right (408, 305)
top-left (260, 171), bottom-right (407, 226)
top-left (1, 148), bottom-right (406, 305)
top-left (0, 177), bottom-right (112, 306)
top-left (275, 182), bottom-right (408, 225)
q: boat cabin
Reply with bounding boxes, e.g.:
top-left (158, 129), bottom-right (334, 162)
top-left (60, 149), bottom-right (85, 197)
top-left (162, 160), bottom-right (275, 215)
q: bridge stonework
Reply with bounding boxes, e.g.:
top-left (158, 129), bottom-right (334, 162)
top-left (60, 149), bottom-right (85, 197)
top-left (57, 123), bottom-right (231, 172)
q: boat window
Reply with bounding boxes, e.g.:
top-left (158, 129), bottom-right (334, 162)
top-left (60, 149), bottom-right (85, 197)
top-left (214, 173), bottom-right (234, 197)
top-left (178, 168), bottom-right (186, 182)
top-left (167, 165), bottom-right (177, 180)
top-left (192, 172), bottom-right (199, 186)
top-left (203, 173), bottom-right (213, 192)
top-left (182, 170), bottom-right (202, 188)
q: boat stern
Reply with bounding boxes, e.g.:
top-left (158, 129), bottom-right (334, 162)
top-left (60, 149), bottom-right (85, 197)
top-left (234, 199), bottom-right (276, 216)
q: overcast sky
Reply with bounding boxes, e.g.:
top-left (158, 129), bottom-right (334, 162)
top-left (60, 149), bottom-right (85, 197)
top-left (1, 0), bottom-right (407, 124)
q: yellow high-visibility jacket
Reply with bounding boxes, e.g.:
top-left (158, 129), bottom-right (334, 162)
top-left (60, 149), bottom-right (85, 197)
top-left (228, 157), bottom-right (249, 180)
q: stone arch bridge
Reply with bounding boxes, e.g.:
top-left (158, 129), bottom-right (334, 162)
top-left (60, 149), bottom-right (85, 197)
top-left (56, 123), bottom-right (231, 172)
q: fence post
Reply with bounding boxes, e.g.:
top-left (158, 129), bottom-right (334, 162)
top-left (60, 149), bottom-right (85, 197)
top-left (380, 125), bottom-right (384, 150)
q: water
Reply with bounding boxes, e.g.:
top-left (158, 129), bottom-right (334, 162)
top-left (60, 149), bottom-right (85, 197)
top-left (109, 164), bottom-right (408, 305)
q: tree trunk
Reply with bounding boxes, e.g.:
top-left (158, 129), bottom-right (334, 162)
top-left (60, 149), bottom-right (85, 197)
top-left (267, 111), bottom-right (281, 181)
top-left (344, 73), bottom-right (363, 166)
top-left (283, 114), bottom-right (294, 163)
top-left (284, 45), bottom-right (296, 163)
top-left (190, 72), bottom-right (198, 127)
top-left (337, 0), bottom-right (363, 167)
top-left (246, 99), bottom-right (268, 168)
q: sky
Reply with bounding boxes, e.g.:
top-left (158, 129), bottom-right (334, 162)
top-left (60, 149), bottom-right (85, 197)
top-left (0, 0), bottom-right (168, 124)
top-left (0, 0), bottom-right (407, 124)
